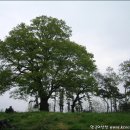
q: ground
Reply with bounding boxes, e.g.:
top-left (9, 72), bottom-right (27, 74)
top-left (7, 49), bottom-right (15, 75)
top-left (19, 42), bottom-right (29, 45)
top-left (0, 112), bottom-right (130, 130)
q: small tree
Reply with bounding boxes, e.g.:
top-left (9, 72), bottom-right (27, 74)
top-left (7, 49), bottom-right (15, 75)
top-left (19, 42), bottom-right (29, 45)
top-left (119, 60), bottom-right (130, 103)
top-left (105, 67), bottom-right (120, 112)
top-left (63, 74), bottom-right (97, 112)
top-left (96, 67), bottom-right (120, 112)
top-left (95, 72), bottom-right (110, 113)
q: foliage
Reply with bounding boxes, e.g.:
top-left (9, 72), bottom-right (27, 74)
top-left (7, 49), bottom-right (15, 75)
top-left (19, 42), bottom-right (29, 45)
top-left (119, 60), bottom-right (130, 102)
top-left (1, 15), bottom-right (130, 113)
top-left (62, 70), bottom-right (97, 112)
top-left (0, 66), bottom-right (13, 95)
top-left (0, 15), bottom-right (96, 111)
top-left (95, 67), bottom-right (120, 112)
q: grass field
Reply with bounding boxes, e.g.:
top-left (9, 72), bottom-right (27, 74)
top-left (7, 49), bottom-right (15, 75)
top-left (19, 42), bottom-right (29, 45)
top-left (0, 112), bottom-right (130, 130)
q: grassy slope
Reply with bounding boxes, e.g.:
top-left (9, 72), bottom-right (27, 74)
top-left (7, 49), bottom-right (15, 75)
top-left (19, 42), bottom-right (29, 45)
top-left (0, 112), bottom-right (130, 130)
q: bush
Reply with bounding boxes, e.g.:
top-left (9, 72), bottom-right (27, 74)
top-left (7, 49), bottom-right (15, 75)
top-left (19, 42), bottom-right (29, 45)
top-left (119, 102), bottom-right (130, 112)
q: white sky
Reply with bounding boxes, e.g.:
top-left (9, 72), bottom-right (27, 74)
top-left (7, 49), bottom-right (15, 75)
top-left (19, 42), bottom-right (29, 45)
top-left (0, 1), bottom-right (130, 111)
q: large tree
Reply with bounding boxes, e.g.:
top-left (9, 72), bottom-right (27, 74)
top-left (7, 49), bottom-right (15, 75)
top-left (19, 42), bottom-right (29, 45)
top-left (0, 15), bottom-right (96, 111)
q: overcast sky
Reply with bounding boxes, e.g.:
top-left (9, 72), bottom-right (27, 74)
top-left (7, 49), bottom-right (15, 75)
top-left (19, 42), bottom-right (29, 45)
top-left (0, 1), bottom-right (130, 111)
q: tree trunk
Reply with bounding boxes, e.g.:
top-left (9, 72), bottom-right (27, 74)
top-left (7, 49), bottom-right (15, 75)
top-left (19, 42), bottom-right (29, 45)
top-left (71, 104), bottom-right (75, 112)
top-left (113, 98), bottom-right (117, 112)
top-left (34, 95), bottom-right (39, 108)
top-left (59, 89), bottom-right (64, 113)
top-left (78, 100), bottom-right (83, 112)
top-left (87, 93), bottom-right (93, 112)
top-left (103, 98), bottom-right (109, 113)
top-left (71, 100), bottom-right (76, 112)
top-left (110, 98), bottom-right (113, 112)
top-left (60, 105), bottom-right (64, 112)
top-left (71, 93), bottom-right (81, 113)
top-left (125, 87), bottom-right (127, 103)
top-left (40, 97), bottom-right (49, 111)
top-left (53, 97), bottom-right (56, 112)
top-left (67, 101), bottom-right (71, 112)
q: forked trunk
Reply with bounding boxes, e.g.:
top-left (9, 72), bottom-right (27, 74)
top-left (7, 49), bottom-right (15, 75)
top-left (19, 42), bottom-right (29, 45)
top-left (71, 104), bottom-right (75, 112)
top-left (71, 100), bottom-right (77, 112)
top-left (40, 97), bottom-right (49, 111)
top-left (103, 98), bottom-right (109, 113)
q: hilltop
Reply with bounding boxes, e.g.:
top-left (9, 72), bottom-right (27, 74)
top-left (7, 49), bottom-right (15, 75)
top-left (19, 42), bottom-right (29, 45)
top-left (0, 112), bottom-right (130, 130)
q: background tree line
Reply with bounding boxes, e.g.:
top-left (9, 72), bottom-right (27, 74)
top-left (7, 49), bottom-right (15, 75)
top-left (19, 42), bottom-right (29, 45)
top-left (0, 15), bottom-right (130, 112)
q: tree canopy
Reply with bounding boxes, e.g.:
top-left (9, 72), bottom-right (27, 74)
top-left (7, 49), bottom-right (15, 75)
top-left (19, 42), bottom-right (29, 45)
top-left (0, 15), bottom-right (96, 111)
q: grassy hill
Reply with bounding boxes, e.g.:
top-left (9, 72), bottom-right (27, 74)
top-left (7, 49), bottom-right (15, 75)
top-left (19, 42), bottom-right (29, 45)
top-left (0, 112), bottom-right (130, 130)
